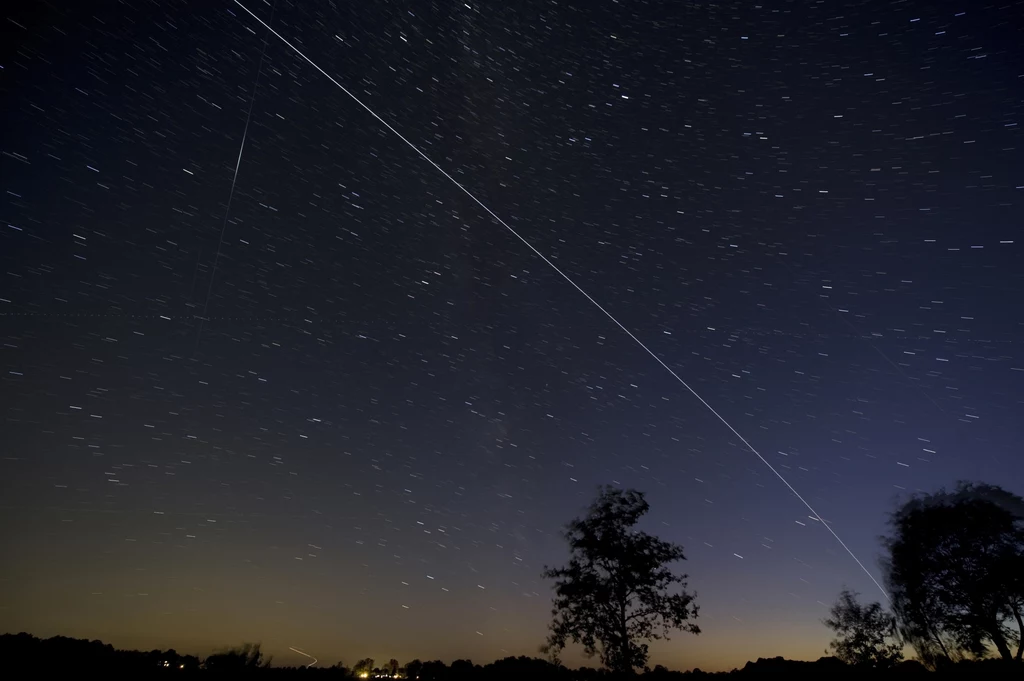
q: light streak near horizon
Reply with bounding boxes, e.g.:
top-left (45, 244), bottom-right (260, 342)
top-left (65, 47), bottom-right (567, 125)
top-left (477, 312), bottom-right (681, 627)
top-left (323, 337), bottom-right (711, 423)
top-left (289, 646), bottom-right (317, 668)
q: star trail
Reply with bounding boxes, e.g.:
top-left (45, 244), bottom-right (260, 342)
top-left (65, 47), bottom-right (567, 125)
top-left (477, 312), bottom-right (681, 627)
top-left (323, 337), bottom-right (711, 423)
top-left (1, 0), bottom-right (1021, 672)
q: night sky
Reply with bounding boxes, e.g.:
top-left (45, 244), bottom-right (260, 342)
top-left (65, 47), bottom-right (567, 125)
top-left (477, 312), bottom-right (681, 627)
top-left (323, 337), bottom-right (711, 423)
top-left (1, 0), bottom-right (1022, 672)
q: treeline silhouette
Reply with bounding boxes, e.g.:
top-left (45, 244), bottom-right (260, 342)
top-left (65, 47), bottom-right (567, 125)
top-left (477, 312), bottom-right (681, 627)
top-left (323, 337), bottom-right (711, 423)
top-left (4, 479), bottom-right (1020, 678)
top-left (2, 633), bottom-right (1021, 678)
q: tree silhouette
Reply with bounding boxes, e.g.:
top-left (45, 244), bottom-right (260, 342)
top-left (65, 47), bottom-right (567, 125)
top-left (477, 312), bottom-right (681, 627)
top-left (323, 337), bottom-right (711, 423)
top-left (331, 660), bottom-right (353, 675)
top-left (386, 658), bottom-right (400, 676)
top-left (203, 642), bottom-right (269, 670)
top-left (354, 657), bottom-right (376, 676)
top-left (403, 658), bottom-right (424, 679)
top-left (484, 655), bottom-right (566, 681)
top-left (882, 482), bottom-right (1024, 664)
top-left (450, 658), bottom-right (477, 680)
top-left (419, 660), bottom-right (449, 681)
top-left (542, 486), bottom-right (700, 675)
top-left (823, 589), bottom-right (903, 669)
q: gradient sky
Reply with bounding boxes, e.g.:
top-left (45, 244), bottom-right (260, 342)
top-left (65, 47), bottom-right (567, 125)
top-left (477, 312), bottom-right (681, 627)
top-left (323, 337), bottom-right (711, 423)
top-left (1, 0), bottom-right (1022, 673)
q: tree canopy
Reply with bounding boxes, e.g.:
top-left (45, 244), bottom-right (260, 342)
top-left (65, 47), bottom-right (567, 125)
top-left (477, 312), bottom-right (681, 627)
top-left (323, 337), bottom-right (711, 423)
top-left (353, 657), bottom-right (376, 675)
top-left (823, 589), bottom-right (903, 669)
top-left (881, 482), bottom-right (1024, 664)
top-left (542, 486), bottom-right (700, 675)
top-left (203, 643), bottom-right (269, 670)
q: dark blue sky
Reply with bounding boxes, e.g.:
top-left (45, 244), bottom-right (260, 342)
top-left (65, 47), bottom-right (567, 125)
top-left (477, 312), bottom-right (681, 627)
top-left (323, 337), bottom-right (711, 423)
top-left (1, 0), bottom-right (1021, 672)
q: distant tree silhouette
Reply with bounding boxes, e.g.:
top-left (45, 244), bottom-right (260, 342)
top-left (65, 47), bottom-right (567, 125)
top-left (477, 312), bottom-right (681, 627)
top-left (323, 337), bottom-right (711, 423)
top-left (738, 656), bottom-right (855, 680)
top-left (450, 658), bottom-right (477, 680)
top-left (823, 589), bottom-right (903, 669)
top-left (8, 630), bottom-right (1024, 678)
top-left (0, 633), bottom-right (206, 672)
top-left (483, 655), bottom-right (567, 681)
top-left (419, 659), bottom-right (449, 681)
top-left (881, 482), bottom-right (1024, 664)
top-left (331, 659), bottom-right (354, 675)
top-left (572, 666), bottom-right (606, 681)
top-left (203, 642), bottom-right (270, 670)
top-left (404, 658), bottom-right (424, 679)
top-left (354, 657), bottom-right (376, 675)
top-left (542, 486), bottom-right (700, 675)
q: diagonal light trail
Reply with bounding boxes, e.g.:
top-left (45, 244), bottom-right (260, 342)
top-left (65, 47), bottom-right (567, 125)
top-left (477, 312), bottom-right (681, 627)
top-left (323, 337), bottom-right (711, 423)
top-left (194, 1), bottom-right (276, 353)
top-left (230, 0), bottom-right (890, 603)
top-left (289, 647), bottom-right (317, 668)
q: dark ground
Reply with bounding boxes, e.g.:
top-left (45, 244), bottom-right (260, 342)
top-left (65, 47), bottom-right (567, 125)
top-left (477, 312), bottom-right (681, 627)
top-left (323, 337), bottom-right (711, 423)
top-left (3, 633), bottom-right (1021, 678)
